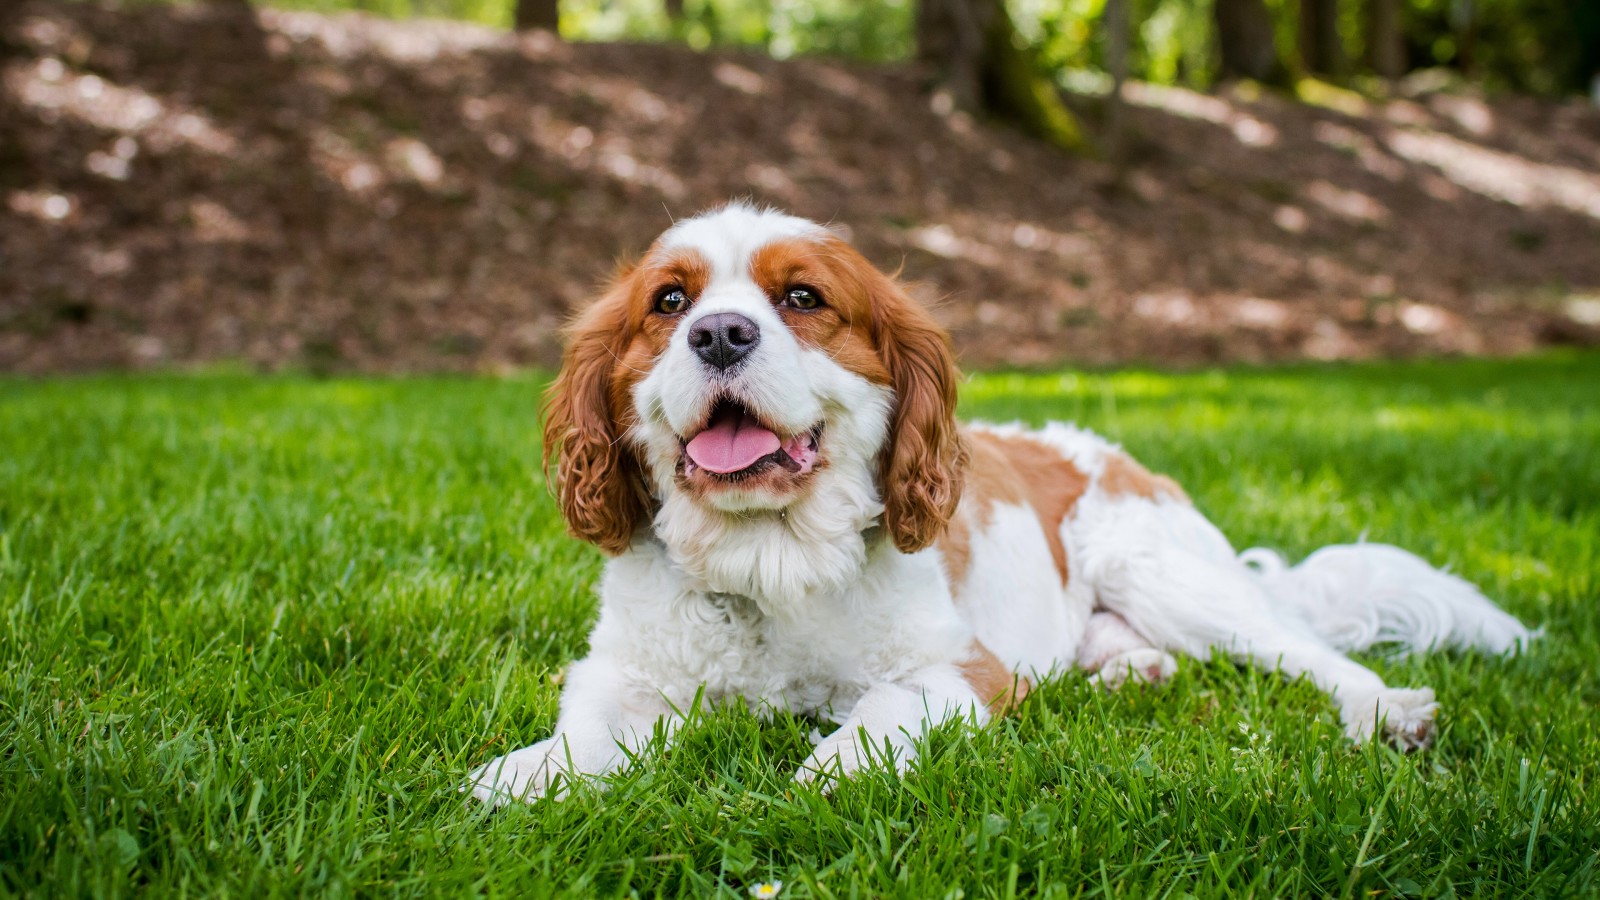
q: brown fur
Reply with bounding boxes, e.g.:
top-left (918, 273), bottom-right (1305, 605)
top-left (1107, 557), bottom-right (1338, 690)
top-left (937, 436), bottom-right (1026, 587)
top-left (748, 240), bottom-right (890, 385)
top-left (959, 640), bottom-right (1031, 714)
top-left (939, 513), bottom-right (974, 590)
top-left (542, 249), bottom-right (710, 555)
top-left (851, 245), bottom-right (968, 554)
top-left (548, 232), bottom-right (968, 558)
top-left (1100, 452), bottom-right (1189, 503)
top-left (940, 430), bottom-right (1090, 587)
top-left (751, 237), bottom-right (967, 554)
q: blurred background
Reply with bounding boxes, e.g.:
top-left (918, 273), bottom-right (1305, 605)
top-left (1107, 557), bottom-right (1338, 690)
top-left (2, 0), bottom-right (1597, 373)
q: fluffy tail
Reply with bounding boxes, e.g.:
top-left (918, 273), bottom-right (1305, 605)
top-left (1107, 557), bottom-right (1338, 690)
top-left (1240, 542), bottom-right (1535, 654)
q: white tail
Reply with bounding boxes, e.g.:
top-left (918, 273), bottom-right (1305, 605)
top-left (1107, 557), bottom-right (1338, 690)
top-left (1240, 543), bottom-right (1535, 654)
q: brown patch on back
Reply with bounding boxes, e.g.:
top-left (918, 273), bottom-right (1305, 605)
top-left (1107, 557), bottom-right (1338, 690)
top-left (956, 430), bottom-right (1090, 586)
top-left (1100, 452), bottom-right (1189, 503)
top-left (938, 512), bottom-right (974, 590)
top-left (937, 435), bottom-right (1025, 587)
top-left (959, 640), bottom-right (1031, 715)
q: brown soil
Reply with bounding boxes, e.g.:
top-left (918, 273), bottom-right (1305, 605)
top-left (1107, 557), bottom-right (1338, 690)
top-left (4, 1), bottom-right (1599, 373)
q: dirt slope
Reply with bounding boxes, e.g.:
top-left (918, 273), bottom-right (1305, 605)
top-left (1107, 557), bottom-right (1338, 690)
top-left (4, 1), bottom-right (1599, 373)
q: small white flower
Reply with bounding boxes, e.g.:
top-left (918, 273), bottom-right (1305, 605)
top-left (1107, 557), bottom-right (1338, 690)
top-left (749, 881), bottom-right (783, 899)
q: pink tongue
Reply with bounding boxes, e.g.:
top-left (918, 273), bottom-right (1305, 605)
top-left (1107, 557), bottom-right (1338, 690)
top-left (686, 407), bottom-right (781, 474)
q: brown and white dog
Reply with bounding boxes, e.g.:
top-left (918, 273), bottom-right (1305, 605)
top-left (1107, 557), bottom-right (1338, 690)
top-left (467, 203), bottom-right (1532, 803)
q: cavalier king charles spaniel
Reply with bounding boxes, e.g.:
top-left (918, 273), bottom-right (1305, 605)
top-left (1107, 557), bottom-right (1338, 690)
top-left (467, 203), bottom-right (1532, 804)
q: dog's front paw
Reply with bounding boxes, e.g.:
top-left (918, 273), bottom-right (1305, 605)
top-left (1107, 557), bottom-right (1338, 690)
top-left (464, 738), bottom-right (574, 806)
top-left (794, 729), bottom-right (906, 791)
top-left (794, 731), bottom-right (863, 790)
top-left (1089, 648), bottom-right (1177, 690)
top-left (1341, 687), bottom-right (1438, 751)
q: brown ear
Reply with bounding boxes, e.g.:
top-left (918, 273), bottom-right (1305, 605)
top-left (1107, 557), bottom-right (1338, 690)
top-left (869, 271), bottom-right (968, 553)
top-left (541, 275), bottom-right (650, 555)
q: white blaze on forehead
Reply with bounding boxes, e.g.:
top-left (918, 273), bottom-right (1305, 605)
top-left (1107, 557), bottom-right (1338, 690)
top-left (658, 203), bottom-right (828, 281)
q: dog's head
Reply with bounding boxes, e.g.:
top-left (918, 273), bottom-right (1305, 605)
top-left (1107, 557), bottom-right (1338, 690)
top-left (543, 203), bottom-right (966, 598)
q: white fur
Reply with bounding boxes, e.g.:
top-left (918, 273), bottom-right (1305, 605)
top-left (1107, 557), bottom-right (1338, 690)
top-left (954, 501), bottom-right (1091, 678)
top-left (1239, 543), bottom-right (1536, 654)
top-left (466, 206), bottom-right (1534, 805)
top-left (1008, 421), bottom-right (1525, 744)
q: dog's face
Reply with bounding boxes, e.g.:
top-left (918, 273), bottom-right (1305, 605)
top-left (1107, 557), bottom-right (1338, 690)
top-left (543, 205), bottom-right (967, 588)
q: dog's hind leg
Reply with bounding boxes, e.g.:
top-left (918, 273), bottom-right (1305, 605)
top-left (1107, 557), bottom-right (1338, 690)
top-left (1077, 611), bottom-right (1177, 688)
top-left (1083, 508), bottom-right (1438, 749)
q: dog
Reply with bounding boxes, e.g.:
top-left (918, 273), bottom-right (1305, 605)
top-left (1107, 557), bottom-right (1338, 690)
top-left (467, 203), bottom-right (1532, 804)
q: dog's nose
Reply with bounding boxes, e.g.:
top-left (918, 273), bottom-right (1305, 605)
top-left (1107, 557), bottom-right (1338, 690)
top-left (688, 312), bottom-right (761, 371)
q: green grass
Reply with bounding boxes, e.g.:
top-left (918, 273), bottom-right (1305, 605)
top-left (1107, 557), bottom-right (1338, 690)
top-left (2, 354), bottom-right (1597, 897)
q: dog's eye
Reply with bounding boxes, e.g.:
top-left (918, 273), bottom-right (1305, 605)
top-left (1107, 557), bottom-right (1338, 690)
top-left (655, 288), bottom-right (691, 315)
top-left (784, 287), bottom-right (822, 310)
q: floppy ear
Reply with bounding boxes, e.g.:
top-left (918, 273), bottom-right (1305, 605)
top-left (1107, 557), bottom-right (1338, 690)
top-left (542, 274), bottom-right (650, 555)
top-left (868, 270), bottom-right (968, 553)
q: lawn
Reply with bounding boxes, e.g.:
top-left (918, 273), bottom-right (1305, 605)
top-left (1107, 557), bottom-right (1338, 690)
top-left (2, 354), bottom-right (1597, 897)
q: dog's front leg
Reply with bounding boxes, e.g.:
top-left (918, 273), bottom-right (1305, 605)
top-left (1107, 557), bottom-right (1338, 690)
top-left (465, 656), bottom-right (675, 805)
top-left (795, 666), bottom-right (983, 789)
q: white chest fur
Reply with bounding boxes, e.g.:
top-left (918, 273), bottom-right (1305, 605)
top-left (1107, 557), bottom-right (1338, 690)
top-left (584, 538), bottom-right (973, 722)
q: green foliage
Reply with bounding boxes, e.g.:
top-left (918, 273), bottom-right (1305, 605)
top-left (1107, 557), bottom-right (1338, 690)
top-left (558, 0), bottom-right (914, 61)
top-left (1407, 0), bottom-right (1599, 93)
top-left (1014, 0), bottom-right (1219, 92)
top-left (984, 0), bottom-right (1092, 153)
top-left (140, 0), bottom-right (1595, 94)
top-left (269, 0), bottom-right (514, 29)
top-left (2, 354), bottom-right (1598, 895)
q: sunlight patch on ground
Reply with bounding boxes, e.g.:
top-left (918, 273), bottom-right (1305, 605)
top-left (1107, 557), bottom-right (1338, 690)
top-left (11, 58), bottom-right (238, 156)
top-left (270, 9), bottom-right (504, 61)
top-left (1385, 129), bottom-right (1600, 219)
top-left (1272, 205), bottom-right (1309, 233)
top-left (1312, 122), bottom-right (1406, 181)
top-left (1125, 83), bottom-right (1278, 148)
top-left (1229, 298), bottom-right (1292, 329)
top-left (1134, 292), bottom-right (1200, 325)
top-left (1000, 221), bottom-right (1097, 259)
top-left (713, 62), bottom-right (766, 95)
top-left (1304, 180), bottom-right (1389, 224)
top-left (7, 189), bottom-right (77, 223)
top-left (908, 224), bottom-right (1003, 266)
top-left (1397, 302), bottom-right (1455, 335)
top-left (1295, 79), bottom-right (1370, 117)
top-left (1428, 94), bottom-right (1495, 137)
top-left (1566, 296), bottom-right (1600, 326)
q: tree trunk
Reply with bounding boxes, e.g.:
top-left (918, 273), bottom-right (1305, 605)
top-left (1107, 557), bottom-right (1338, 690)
top-left (917, 0), bottom-right (1088, 154)
top-left (514, 0), bottom-right (559, 34)
top-left (917, 0), bottom-right (989, 112)
top-left (1452, 0), bottom-right (1476, 76)
top-left (1214, 0), bottom-right (1290, 84)
top-left (1366, 0), bottom-right (1404, 78)
top-left (1298, 0), bottom-right (1345, 77)
top-left (1104, 0), bottom-right (1130, 161)
top-left (664, 0), bottom-right (685, 21)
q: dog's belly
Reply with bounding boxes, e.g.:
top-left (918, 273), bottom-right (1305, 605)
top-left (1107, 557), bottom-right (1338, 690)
top-left (953, 502), bottom-right (1092, 676)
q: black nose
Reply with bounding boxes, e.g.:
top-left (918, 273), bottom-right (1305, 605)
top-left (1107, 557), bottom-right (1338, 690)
top-left (688, 312), bottom-right (761, 371)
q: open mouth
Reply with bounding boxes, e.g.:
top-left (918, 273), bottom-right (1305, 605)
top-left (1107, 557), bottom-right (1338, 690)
top-left (682, 398), bottom-right (821, 480)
